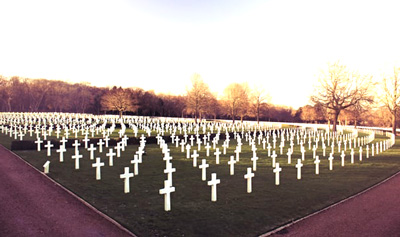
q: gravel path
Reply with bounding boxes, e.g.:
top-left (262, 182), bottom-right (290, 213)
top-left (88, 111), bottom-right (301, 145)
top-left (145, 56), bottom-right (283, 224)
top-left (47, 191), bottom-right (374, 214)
top-left (265, 171), bottom-right (400, 237)
top-left (0, 145), bottom-right (135, 237)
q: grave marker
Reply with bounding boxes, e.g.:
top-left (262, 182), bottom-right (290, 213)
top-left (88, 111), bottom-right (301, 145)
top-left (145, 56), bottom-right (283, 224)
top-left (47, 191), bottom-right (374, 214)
top-left (92, 157), bottom-right (105, 180)
top-left (199, 159), bottom-right (209, 181)
top-left (244, 167), bottom-right (255, 193)
top-left (120, 167), bottom-right (134, 193)
top-left (207, 173), bottom-right (220, 202)
top-left (296, 159), bottom-right (303, 179)
top-left (273, 163), bottom-right (282, 185)
top-left (159, 180), bottom-right (175, 211)
top-left (43, 161), bottom-right (50, 174)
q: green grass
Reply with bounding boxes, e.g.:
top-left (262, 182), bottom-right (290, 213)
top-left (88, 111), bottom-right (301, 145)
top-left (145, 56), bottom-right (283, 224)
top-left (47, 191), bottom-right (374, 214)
top-left (3, 131), bottom-right (399, 237)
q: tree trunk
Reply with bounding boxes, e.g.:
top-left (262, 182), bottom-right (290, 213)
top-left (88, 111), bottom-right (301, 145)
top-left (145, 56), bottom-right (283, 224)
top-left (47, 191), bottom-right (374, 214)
top-left (232, 107), bottom-right (235, 123)
top-left (257, 105), bottom-right (260, 124)
top-left (333, 111), bottom-right (340, 132)
top-left (392, 112), bottom-right (397, 135)
top-left (119, 110), bottom-right (123, 118)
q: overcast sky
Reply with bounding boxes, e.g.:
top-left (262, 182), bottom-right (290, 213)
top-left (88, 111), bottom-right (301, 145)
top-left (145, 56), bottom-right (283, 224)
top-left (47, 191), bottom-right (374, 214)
top-left (1, 0), bottom-right (399, 108)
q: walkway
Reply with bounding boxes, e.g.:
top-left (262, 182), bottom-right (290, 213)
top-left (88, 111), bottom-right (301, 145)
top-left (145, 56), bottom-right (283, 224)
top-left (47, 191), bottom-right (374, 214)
top-left (0, 145), bottom-right (135, 237)
top-left (265, 171), bottom-right (400, 236)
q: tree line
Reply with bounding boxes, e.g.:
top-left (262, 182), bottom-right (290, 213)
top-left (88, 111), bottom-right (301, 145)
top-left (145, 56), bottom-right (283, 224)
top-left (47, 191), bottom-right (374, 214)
top-left (0, 75), bottom-right (296, 122)
top-left (1, 62), bottom-right (399, 134)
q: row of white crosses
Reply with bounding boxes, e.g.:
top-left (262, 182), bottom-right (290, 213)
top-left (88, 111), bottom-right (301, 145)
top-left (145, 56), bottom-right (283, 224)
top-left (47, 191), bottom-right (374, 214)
top-left (0, 113), bottom-right (396, 212)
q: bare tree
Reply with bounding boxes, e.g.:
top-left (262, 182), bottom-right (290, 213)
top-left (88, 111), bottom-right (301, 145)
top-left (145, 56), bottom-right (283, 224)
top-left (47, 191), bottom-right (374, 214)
top-left (223, 83), bottom-right (249, 123)
top-left (186, 73), bottom-right (212, 123)
top-left (238, 82), bottom-right (250, 122)
top-left (251, 86), bottom-right (270, 124)
top-left (382, 66), bottom-right (400, 135)
top-left (101, 86), bottom-right (137, 118)
top-left (311, 62), bottom-right (374, 132)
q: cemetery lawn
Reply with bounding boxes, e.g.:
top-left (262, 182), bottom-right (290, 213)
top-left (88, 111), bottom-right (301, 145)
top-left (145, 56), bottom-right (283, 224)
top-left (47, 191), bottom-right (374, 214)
top-left (3, 134), bottom-right (399, 237)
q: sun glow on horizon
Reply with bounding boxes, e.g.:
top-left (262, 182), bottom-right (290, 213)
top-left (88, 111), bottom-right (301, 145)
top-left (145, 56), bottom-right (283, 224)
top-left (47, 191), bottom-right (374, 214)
top-left (0, 0), bottom-right (399, 109)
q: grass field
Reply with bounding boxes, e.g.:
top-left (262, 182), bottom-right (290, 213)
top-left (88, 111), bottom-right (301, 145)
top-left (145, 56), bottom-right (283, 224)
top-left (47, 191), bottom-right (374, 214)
top-left (1, 131), bottom-right (399, 237)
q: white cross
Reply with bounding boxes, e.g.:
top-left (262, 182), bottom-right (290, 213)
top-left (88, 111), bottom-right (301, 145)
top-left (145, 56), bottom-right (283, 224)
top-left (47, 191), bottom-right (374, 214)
top-left (350, 148), bottom-right (355, 164)
top-left (104, 136), bottom-right (110, 147)
top-left (199, 159), bottom-right (209, 181)
top-left (136, 147), bottom-right (144, 163)
top-left (35, 137), bottom-right (43, 151)
top-left (56, 144), bottom-right (66, 162)
top-left (222, 142), bottom-right (228, 155)
top-left (92, 157), bottom-right (105, 180)
top-left (271, 151), bottom-right (277, 168)
top-left (273, 163), bottom-right (282, 185)
top-left (287, 148), bottom-right (292, 164)
top-left (88, 143), bottom-right (97, 160)
top-left (205, 143), bottom-right (211, 156)
top-left (72, 150), bottom-right (83, 170)
top-left (301, 147), bottom-right (306, 160)
top-left (366, 145), bottom-right (369, 158)
top-left (197, 139), bottom-right (202, 151)
top-left (83, 136), bottom-right (90, 149)
top-left (207, 173), bottom-right (220, 202)
top-left (228, 156), bottom-right (236, 175)
top-left (115, 142), bottom-right (122, 157)
top-left (60, 137), bottom-right (67, 147)
top-left (97, 139), bottom-right (104, 153)
top-left (328, 153), bottom-right (334, 170)
top-left (159, 180), bottom-right (175, 211)
top-left (106, 148), bottom-right (116, 166)
top-left (295, 159), bottom-right (303, 180)
top-left (131, 155), bottom-right (140, 175)
top-left (186, 144), bottom-right (191, 159)
top-left (251, 154), bottom-right (259, 171)
top-left (72, 140), bottom-right (81, 153)
top-left (164, 162), bottom-right (176, 185)
top-left (212, 138), bottom-right (218, 149)
top-left (359, 146), bottom-right (363, 161)
top-left (44, 141), bottom-right (53, 156)
top-left (180, 140), bottom-right (186, 152)
top-left (120, 167), bottom-right (134, 193)
top-left (314, 155), bottom-right (320, 174)
top-left (244, 167), bottom-right (255, 193)
top-left (279, 143), bottom-right (284, 155)
top-left (214, 148), bottom-right (221, 164)
top-left (312, 145), bottom-right (317, 159)
top-left (191, 150), bottom-right (199, 167)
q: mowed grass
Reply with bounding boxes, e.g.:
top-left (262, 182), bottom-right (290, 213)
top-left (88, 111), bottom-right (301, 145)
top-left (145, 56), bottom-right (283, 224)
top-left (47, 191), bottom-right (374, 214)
top-left (2, 132), bottom-right (399, 237)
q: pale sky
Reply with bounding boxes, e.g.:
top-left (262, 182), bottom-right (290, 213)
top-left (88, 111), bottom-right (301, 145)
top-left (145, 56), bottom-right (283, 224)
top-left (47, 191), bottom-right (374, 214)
top-left (1, 0), bottom-right (400, 109)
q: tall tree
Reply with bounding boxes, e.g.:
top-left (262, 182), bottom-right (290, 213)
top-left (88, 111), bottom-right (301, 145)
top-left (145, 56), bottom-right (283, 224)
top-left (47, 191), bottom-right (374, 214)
top-left (101, 87), bottom-right (137, 118)
top-left (186, 73), bottom-right (212, 123)
top-left (237, 82), bottom-right (250, 122)
top-left (223, 83), bottom-right (248, 123)
top-left (382, 67), bottom-right (400, 135)
top-left (311, 62), bottom-right (374, 132)
top-left (250, 86), bottom-right (270, 124)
